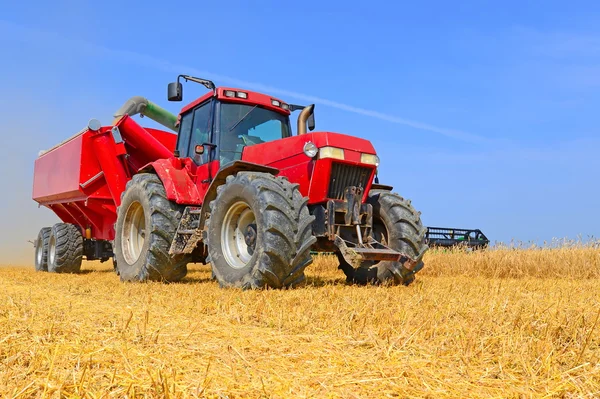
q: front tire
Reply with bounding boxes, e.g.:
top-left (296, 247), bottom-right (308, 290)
top-left (47, 223), bottom-right (83, 273)
top-left (338, 190), bottom-right (428, 286)
top-left (206, 172), bottom-right (316, 289)
top-left (114, 173), bottom-right (190, 282)
top-left (34, 227), bottom-right (51, 272)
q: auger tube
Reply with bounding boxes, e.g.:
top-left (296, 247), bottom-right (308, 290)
top-left (113, 96), bottom-right (178, 132)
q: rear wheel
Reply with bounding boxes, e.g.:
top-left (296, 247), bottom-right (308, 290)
top-left (34, 227), bottom-right (51, 272)
top-left (48, 223), bottom-right (83, 273)
top-left (114, 173), bottom-right (190, 282)
top-left (338, 190), bottom-right (428, 286)
top-left (206, 172), bottom-right (316, 289)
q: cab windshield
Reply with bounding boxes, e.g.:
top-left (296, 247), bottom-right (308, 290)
top-left (219, 102), bottom-right (291, 164)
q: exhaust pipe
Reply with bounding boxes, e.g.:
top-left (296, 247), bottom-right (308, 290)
top-left (297, 104), bottom-right (315, 135)
top-left (113, 96), bottom-right (178, 132)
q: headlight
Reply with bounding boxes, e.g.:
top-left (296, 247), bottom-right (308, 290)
top-left (319, 146), bottom-right (345, 160)
top-left (361, 153), bottom-right (380, 166)
top-left (303, 141), bottom-right (318, 158)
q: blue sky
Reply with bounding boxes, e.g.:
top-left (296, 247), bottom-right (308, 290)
top-left (0, 1), bottom-right (599, 262)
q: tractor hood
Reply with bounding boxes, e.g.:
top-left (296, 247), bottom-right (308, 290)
top-left (241, 132), bottom-right (378, 204)
top-left (241, 131), bottom-right (377, 166)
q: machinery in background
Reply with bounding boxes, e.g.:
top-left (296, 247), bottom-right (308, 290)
top-left (425, 227), bottom-right (489, 250)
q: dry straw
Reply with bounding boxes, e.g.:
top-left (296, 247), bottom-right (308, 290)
top-left (1, 243), bottom-right (599, 398)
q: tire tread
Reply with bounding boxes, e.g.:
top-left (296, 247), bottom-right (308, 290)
top-left (206, 172), bottom-right (315, 289)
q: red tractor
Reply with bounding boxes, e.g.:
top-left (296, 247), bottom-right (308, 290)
top-left (32, 76), bottom-right (428, 288)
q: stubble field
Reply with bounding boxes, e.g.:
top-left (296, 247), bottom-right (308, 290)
top-left (1, 245), bottom-right (599, 398)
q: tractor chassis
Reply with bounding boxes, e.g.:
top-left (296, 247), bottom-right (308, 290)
top-left (82, 239), bottom-right (114, 262)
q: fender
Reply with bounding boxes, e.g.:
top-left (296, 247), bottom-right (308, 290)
top-left (198, 161), bottom-right (279, 231)
top-left (139, 158), bottom-right (202, 205)
top-left (168, 160), bottom-right (279, 256)
top-left (370, 183), bottom-right (394, 192)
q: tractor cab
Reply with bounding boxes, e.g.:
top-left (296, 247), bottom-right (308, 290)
top-left (168, 76), bottom-right (312, 167)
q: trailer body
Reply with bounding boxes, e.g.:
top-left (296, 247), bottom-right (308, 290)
top-left (33, 118), bottom-right (176, 241)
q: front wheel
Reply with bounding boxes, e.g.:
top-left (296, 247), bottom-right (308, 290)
top-left (206, 172), bottom-right (316, 289)
top-left (338, 190), bottom-right (429, 286)
top-left (114, 173), bottom-right (190, 282)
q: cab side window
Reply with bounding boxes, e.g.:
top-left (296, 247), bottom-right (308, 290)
top-left (175, 101), bottom-right (213, 164)
top-left (189, 102), bottom-right (212, 164)
top-left (190, 103), bottom-right (212, 149)
top-left (176, 112), bottom-right (193, 156)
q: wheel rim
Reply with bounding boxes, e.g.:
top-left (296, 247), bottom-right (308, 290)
top-left (48, 234), bottom-right (56, 266)
top-left (221, 201), bottom-right (257, 269)
top-left (35, 234), bottom-right (44, 265)
top-left (121, 201), bottom-right (146, 265)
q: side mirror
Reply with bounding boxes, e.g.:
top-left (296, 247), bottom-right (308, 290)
top-left (168, 82), bottom-right (183, 101)
top-left (307, 113), bottom-right (315, 131)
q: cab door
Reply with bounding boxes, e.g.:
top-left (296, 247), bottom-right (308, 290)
top-left (177, 100), bottom-right (213, 162)
top-left (175, 99), bottom-right (218, 200)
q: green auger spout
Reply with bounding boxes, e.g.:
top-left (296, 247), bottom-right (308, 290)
top-left (113, 96), bottom-right (178, 132)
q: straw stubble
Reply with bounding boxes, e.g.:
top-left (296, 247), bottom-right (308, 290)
top-left (1, 246), bottom-right (599, 398)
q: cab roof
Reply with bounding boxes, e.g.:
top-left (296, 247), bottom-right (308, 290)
top-left (180, 87), bottom-right (291, 116)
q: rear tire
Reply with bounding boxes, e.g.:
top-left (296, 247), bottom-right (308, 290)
top-left (34, 227), bottom-right (51, 272)
top-left (206, 172), bottom-right (316, 289)
top-left (48, 223), bottom-right (83, 273)
top-left (114, 173), bottom-right (190, 282)
top-left (338, 190), bottom-right (428, 286)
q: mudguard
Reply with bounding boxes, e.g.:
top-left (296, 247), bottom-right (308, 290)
top-left (139, 159), bottom-right (202, 205)
top-left (167, 160), bottom-right (279, 255)
top-left (198, 161), bottom-right (279, 230)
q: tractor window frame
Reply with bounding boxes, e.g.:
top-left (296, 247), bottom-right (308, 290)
top-left (176, 110), bottom-right (194, 157)
top-left (175, 99), bottom-right (215, 164)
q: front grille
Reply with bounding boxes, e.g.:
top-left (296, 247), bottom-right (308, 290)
top-left (327, 163), bottom-right (372, 200)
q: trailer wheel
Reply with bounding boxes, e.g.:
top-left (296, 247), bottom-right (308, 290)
top-left (34, 227), bottom-right (51, 272)
top-left (206, 172), bottom-right (316, 289)
top-left (48, 223), bottom-right (83, 273)
top-left (114, 173), bottom-right (190, 282)
top-left (338, 190), bottom-right (428, 286)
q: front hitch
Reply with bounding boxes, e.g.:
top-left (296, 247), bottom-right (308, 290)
top-left (322, 185), bottom-right (419, 270)
top-left (333, 235), bottom-right (418, 269)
